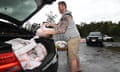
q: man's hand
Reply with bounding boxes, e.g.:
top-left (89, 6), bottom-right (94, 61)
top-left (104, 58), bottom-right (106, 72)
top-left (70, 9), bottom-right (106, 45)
top-left (37, 28), bottom-right (49, 37)
top-left (41, 25), bottom-right (56, 34)
top-left (36, 25), bottom-right (56, 38)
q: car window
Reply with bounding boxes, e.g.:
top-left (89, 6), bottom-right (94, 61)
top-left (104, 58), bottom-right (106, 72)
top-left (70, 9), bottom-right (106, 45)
top-left (89, 32), bottom-right (101, 36)
top-left (0, 0), bottom-right (37, 21)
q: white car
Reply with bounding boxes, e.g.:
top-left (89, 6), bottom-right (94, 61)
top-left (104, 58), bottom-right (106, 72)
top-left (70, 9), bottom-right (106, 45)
top-left (103, 35), bottom-right (114, 42)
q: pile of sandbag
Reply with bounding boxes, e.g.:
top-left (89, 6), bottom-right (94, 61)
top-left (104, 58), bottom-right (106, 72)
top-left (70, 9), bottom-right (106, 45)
top-left (5, 38), bottom-right (47, 70)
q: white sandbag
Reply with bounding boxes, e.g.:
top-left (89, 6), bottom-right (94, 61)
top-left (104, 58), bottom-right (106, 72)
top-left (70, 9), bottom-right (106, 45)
top-left (35, 25), bottom-right (55, 37)
top-left (55, 41), bottom-right (67, 48)
top-left (5, 38), bottom-right (47, 70)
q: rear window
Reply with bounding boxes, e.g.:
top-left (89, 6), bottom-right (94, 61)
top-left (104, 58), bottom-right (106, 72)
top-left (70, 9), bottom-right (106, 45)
top-left (0, 0), bottom-right (37, 21)
top-left (89, 32), bottom-right (102, 36)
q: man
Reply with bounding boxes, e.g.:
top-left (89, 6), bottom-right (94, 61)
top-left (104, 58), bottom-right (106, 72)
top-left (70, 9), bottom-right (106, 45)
top-left (43, 1), bottom-right (81, 72)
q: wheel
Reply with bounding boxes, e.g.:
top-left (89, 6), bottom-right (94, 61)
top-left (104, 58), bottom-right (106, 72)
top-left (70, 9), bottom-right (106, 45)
top-left (86, 42), bottom-right (91, 46)
top-left (99, 42), bottom-right (103, 47)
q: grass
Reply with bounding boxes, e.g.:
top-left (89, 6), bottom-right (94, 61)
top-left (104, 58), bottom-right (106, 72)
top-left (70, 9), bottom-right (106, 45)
top-left (114, 37), bottom-right (120, 42)
top-left (108, 47), bottom-right (120, 52)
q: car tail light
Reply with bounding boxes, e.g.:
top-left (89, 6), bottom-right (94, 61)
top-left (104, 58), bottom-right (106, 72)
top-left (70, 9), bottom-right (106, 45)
top-left (0, 52), bottom-right (22, 72)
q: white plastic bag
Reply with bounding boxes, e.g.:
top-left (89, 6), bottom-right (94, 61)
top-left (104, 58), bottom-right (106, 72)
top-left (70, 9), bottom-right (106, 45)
top-left (6, 38), bottom-right (47, 70)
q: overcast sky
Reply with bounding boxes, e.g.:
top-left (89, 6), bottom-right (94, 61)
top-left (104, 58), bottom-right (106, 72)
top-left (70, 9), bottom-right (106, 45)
top-left (30, 0), bottom-right (120, 24)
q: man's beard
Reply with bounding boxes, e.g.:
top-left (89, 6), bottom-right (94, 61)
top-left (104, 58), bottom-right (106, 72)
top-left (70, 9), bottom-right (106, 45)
top-left (59, 10), bottom-right (63, 14)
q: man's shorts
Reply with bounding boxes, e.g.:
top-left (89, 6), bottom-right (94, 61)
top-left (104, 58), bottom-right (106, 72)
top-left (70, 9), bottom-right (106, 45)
top-left (68, 37), bottom-right (80, 60)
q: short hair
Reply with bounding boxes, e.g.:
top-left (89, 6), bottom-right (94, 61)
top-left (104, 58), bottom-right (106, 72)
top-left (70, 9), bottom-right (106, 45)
top-left (58, 1), bottom-right (67, 8)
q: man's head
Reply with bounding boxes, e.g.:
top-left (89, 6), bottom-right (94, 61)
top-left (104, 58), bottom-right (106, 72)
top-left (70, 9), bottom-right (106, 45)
top-left (58, 1), bottom-right (67, 14)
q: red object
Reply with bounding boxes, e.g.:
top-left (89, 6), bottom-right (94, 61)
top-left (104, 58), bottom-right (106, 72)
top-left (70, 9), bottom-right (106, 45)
top-left (81, 38), bottom-right (86, 43)
top-left (0, 52), bottom-right (22, 72)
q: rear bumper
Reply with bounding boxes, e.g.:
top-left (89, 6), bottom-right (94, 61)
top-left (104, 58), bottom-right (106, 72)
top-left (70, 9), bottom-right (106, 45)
top-left (86, 39), bottom-right (103, 46)
top-left (87, 41), bottom-right (102, 43)
top-left (87, 39), bottom-right (102, 43)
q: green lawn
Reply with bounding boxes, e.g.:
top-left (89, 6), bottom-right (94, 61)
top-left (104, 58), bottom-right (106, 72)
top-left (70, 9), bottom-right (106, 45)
top-left (114, 37), bottom-right (120, 42)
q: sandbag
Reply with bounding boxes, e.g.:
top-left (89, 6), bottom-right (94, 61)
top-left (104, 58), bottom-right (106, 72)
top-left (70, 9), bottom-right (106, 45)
top-left (6, 38), bottom-right (47, 70)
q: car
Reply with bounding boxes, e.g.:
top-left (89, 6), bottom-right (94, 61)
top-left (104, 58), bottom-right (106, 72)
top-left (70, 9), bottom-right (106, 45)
top-left (86, 32), bottom-right (103, 46)
top-left (103, 35), bottom-right (114, 42)
top-left (0, 0), bottom-right (58, 72)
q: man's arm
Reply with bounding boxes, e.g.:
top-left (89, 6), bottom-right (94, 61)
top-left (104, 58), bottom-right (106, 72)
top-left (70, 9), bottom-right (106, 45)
top-left (42, 15), bottom-right (72, 35)
top-left (55, 15), bottom-right (72, 34)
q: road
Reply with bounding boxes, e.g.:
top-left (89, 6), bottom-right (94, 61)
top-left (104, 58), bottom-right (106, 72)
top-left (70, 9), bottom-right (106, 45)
top-left (57, 42), bottom-right (120, 72)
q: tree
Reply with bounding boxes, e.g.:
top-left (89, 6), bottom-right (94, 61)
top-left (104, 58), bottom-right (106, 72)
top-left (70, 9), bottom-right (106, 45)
top-left (77, 21), bottom-right (120, 38)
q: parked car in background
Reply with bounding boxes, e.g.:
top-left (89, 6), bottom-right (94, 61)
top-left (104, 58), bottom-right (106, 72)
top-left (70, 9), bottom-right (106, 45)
top-left (86, 32), bottom-right (103, 46)
top-left (103, 35), bottom-right (114, 42)
top-left (0, 0), bottom-right (58, 72)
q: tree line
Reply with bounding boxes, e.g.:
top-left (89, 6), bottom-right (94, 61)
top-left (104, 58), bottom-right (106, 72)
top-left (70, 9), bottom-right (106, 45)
top-left (76, 21), bottom-right (120, 39)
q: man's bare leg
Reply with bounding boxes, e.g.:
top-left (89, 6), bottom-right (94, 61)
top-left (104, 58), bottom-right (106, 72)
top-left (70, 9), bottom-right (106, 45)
top-left (76, 56), bottom-right (81, 71)
top-left (70, 59), bottom-right (77, 72)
